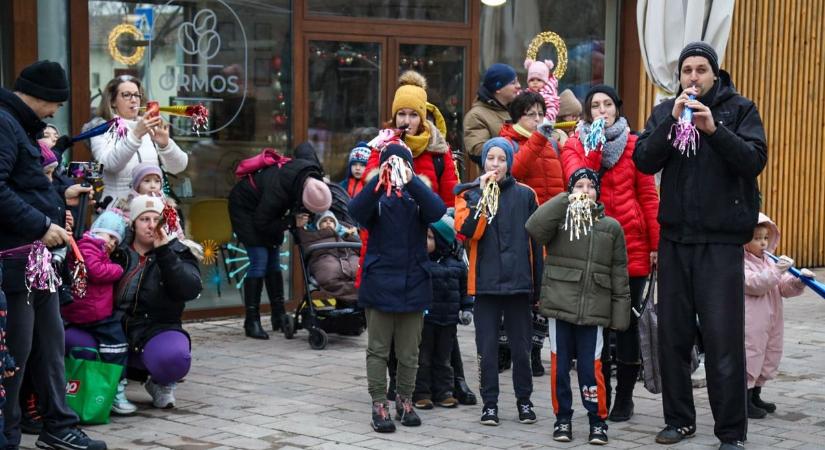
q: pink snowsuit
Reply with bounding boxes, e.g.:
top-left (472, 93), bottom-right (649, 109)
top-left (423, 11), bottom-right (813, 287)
top-left (744, 213), bottom-right (805, 388)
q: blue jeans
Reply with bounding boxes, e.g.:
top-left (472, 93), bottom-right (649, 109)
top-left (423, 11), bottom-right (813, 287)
top-left (246, 246), bottom-right (281, 278)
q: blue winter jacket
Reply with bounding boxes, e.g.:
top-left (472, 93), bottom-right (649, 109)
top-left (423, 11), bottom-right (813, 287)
top-left (348, 176), bottom-right (446, 313)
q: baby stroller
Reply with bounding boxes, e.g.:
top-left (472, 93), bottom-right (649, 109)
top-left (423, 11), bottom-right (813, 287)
top-left (283, 182), bottom-right (365, 349)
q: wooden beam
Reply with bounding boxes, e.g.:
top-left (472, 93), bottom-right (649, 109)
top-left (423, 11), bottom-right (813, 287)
top-left (69, 0), bottom-right (91, 157)
top-left (10, 0), bottom-right (37, 75)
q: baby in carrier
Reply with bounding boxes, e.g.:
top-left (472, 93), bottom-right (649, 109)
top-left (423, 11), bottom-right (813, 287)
top-left (296, 210), bottom-right (360, 302)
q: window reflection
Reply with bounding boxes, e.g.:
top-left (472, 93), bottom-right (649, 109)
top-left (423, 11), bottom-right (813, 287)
top-left (308, 0), bottom-right (467, 23)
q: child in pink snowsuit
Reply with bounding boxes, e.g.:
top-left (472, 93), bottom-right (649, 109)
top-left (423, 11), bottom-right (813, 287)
top-left (744, 212), bottom-right (813, 419)
top-left (524, 58), bottom-right (559, 122)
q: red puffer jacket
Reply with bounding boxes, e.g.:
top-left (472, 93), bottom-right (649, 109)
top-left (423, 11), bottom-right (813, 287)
top-left (561, 133), bottom-right (660, 277)
top-left (500, 123), bottom-right (565, 205)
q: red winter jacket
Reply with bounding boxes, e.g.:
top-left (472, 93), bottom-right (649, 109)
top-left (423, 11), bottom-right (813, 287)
top-left (61, 233), bottom-right (125, 324)
top-left (561, 133), bottom-right (660, 277)
top-left (500, 123), bottom-right (565, 205)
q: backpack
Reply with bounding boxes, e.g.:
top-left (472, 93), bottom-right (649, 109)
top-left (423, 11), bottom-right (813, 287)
top-left (235, 148), bottom-right (292, 191)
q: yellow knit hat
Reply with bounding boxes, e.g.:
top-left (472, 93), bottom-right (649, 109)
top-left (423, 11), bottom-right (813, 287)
top-left (392, 71), bottom-right (428, 125)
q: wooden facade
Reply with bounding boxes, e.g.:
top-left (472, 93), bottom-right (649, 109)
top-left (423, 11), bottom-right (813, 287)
top-left (634, 0), bottom-right (825, 267)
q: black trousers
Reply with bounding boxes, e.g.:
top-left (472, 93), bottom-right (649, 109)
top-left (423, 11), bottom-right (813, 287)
top-left (414, 322), bottom-right (456, 401)
top-left (4, 290), bottom-right (78, 446)
top-left (657, 238), bottom-right (747, 443)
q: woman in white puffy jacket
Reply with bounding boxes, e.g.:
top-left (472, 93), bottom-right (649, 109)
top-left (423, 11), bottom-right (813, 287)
top-left (88, 75), bottom-right (188, 202)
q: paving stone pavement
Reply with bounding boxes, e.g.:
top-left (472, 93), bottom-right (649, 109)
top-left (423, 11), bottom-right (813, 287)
top-left (21, 269), bottom-right (825, 449)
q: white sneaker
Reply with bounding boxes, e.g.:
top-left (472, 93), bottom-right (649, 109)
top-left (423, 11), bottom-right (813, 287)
top-left (691, 361), bottom-right (707, 388)
top-left (111, 379), bottom-right (138, 415)
top-left (144, 379), bottom-right (176, 409)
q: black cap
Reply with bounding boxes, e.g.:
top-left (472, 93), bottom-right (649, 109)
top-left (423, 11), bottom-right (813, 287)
top-left (678, 42), bottom-right (720, 76)
top-left (379, 143), bottom-right (413, 165)
top-left (585, 84), bottom-right (623, 109)
top-left (568, 167), bottom-right (601, 200)
top-left (14, 60), bottom-right (69, 102)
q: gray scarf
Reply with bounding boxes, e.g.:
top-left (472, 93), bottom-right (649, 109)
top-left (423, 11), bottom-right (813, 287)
top-left (579, 117), bottom-right (629, 169)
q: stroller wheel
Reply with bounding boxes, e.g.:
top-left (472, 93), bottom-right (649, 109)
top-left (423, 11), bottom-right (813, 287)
top-left (309, 328), bottom-right (328, 350)
top-left (283, 315), bottom-right (296, 340)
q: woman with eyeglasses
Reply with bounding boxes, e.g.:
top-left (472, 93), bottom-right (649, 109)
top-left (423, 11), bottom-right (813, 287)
top-left (87, 76), bottom-right (188, 201)
top-left (560, 85), bottom-right (660, 423)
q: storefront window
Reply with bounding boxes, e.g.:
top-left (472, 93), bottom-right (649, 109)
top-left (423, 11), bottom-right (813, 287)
top-left (38, 0), bottom-right (71, 136)
top-left (480, 0), bottom-right (619, 100)
top-left (308, 0), bottom-right (467, 23)
top-left (88, 0), bottom-right (291, 309)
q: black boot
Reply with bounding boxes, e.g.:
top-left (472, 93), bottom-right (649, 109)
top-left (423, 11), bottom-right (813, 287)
top-left (601, 350), bottom-right (613, 412)
top-left (751, 386), bottom-right (776, 413)
top-left (748, 388), bottom-right (767, 419)
top-left (454, 377), bottom-right (477, 405)
top-left (531, 347), bottom-right (544, 377)
top-left (264, 270), bottom-right (286, 332)
top-left (243, 277), bottom-right (269, 339)
top-left (608, 363), bottom-right (639, 422)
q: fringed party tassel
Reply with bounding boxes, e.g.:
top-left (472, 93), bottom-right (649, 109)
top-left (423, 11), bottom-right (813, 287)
top-left (473, 177), bottom-right (501, 223)
top-left (563, 193), bottom-right (596, 241)
top-left (374, 156), bottom-right (409, 197)
top-left (368, 128), bottom-right (403, 151)
top-left (669, 94), bottom-right (700, 156)
top-left (25, 241), bottom-right (61, 293)
top-left (70, 117), bottom-right (127, 144)
top-left (68, 237), bottom-right (87, 299)
top-left (582, 117), bottom-right (606, 156)
top-left (161, 203), bottom-right (180, 234)
top-left (141, 104), bottom-right (210, 135)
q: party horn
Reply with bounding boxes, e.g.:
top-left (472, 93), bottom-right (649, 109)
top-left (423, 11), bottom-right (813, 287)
top-left (765, 252), bottom-right (825, 300)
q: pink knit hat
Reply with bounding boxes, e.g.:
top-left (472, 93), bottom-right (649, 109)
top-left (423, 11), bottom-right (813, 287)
top-left (39, 142), bottom-right (58, 169)
top-left (524, 58), bottom-right (553, 84)
top-left (302, 177), bottom-right (332, 213)
top-left (131, 162), bottom-right (163, 190)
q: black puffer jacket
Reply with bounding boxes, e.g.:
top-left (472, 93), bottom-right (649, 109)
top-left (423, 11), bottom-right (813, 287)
top-left (112, 238), bottom-right (202, 352)
top-left (228, 157), bottom-right (324, 247)
top-left (0, 88), bottom-right (67, 293)
top-left (633, 71), bottom-right (767, 245)
top-left (425, 237), bottom-right (472, 326)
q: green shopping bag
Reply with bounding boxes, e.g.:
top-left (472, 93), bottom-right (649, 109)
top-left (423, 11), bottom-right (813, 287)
top-left (64, 347), bottom-right (123, 424)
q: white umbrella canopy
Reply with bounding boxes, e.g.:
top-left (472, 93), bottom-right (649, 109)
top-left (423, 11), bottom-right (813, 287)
top-left (637, 0), bottom-right (735, 102)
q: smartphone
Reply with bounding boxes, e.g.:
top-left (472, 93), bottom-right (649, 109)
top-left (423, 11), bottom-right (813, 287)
top-left (146, 101), bottom-right (160, 119)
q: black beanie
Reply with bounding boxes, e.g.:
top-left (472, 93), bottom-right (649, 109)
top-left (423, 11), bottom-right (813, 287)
top-left (678, 42), bottom-right (720, 76)
top-left (568, 167), bottom-right (601, 200)
top-left (379, 143), bottom-right (413, 165)
top-left (585, 84), bottom-right (623, 110)
top-left (14, 60), bottom-right (69, 102)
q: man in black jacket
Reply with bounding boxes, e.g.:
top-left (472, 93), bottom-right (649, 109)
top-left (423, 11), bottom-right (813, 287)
top-left (0, 61), bottom-right (105, 450)
top-left (633, 43), bottom-right (767, 450)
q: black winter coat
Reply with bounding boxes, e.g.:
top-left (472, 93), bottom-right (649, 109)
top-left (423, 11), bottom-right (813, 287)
top-left (633, 71), bottom-right (767, 245)
top-left (0, 88), bottom-right (67, 293)
top-left (112, 239), bottom-right (202, 352)
top-left (425, 252), bottom-right (472, 326)
top-left (349, 176), bottom-right (446, 313)
top-left (228, 158), bottom-right (324, 247)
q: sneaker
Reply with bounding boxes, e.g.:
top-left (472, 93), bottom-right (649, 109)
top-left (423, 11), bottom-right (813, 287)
top-left (655, 424), bottom-right (696, 444)
top-left (480, 403), bottom-right (499, 426)
top-left (395, 396), bottom-right (422, 426)
top-left (516, 398), bottom-right (537, 424)
top-left (36, 427), bottom-right (107, 450)
top-left (719, 441), bottom-right (745, 450)
top-left (553, 420), bottom-right (573, 442)
top-left (111, 379), bottom-right (138, 415)
top-left (144, 379), bottom-right (176, 409)
top-left (371, 401), bottom-right (396, 433)
top-left (414, 398), bottom-right (434, 409)
top-left (435, 396), bottom-right (458, 408)
top-left (531, 348), bottom-right (545, 377)
top-left (21, 392), bottom-right (44, 435)
top-left (589, 422), bottom-right (609, 445)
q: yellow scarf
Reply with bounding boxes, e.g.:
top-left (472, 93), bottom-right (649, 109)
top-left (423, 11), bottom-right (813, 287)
top-left (513, 123), bottom-right (533, 139)
top-left (404, 124), bottom-right (431, 158)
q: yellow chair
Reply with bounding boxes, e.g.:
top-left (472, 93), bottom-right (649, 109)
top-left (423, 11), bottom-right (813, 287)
top-left (188, 198), bottom-right (233, 244)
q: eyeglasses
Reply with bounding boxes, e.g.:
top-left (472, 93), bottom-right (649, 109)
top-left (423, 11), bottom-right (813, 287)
top-left (120, 92), bottom-right (142, 100)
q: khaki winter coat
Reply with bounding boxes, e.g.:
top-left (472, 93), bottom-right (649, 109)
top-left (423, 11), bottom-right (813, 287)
top-left (525, 192), bottom-right (631, 330)
top-left (463, 99), bottom-right (510, 157)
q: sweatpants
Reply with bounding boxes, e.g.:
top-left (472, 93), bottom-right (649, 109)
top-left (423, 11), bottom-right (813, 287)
top-left (3, 290), bottom-right (78, 447)
top-left (658, 238), bottom-right (747, 443)
top-left (414, 322), bottom-right (456, 401)
top-left (65, 314), bottom-right (128, 367)
top-left (548, 319), bottom-right (608, 424)
top-left (365, 309), bottom-right (423, 403)
top-left (66, 328), bottom-right (191, 385)
top-left (475, 294), bottom-right (532, 405)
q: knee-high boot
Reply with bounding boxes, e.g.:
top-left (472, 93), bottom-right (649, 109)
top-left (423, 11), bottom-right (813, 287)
top-left (243, 277), bottom-right (269, 339)
top-left (608, 362), bottom-right (640, 421)
top-left (265, 270), bottom-right (285, 332)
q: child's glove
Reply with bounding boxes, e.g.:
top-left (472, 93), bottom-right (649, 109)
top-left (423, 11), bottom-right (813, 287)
top-left (459, 310), bottom-right (473, 326)
top-left (800, 268), bottom-right (815, 278)
top-left (776, 255), bottom-right (794, 273)
top-left (538, 118), bottom-right (555, 140)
